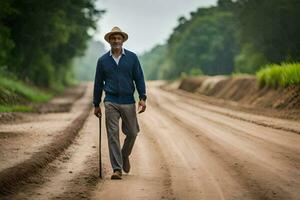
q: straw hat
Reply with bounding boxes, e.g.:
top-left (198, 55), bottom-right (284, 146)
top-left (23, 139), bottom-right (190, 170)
top-left (104, 26), bottom-right (128, 42)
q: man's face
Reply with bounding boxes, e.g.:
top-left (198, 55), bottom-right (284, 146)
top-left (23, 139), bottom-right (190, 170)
top-left (109, 33), bottom-right (124, 49)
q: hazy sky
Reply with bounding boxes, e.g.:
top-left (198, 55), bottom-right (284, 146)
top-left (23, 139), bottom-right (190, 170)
top-left (94, 0), bottom-right (217, 54)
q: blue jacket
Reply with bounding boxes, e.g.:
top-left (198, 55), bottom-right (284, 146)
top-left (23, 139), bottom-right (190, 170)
top-left (93, 49), bottom-right (146, 107)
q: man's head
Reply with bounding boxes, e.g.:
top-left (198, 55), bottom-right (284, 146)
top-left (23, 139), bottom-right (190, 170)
top-left (104, 26), bottom-right (128, 50)
top-left (109, 33), bottom-right (124, 49)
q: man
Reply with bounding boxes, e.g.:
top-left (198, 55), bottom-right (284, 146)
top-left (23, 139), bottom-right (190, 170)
top-left (93, 26), bottom-right (147, 180)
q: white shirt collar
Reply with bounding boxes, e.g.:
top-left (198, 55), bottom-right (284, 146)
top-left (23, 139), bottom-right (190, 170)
top-left (109, 48), bottom-right (125, 56)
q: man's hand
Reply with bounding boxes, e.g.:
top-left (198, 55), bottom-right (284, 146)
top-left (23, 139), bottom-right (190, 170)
top-left (138, 100), bottom-right (146, 114)
top-left (94, 107), bottom-right (102, 118)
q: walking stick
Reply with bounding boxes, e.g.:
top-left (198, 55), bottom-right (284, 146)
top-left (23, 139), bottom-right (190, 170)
top-left (98, 115), bottom-right (103, 178)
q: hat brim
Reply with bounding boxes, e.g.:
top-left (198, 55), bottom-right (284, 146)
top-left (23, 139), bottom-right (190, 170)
top-left (104, 32), bottom-right (128, 42)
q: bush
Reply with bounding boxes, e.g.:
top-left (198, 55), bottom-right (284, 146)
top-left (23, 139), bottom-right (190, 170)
top-left (256, 63), bottom-right (300, 87)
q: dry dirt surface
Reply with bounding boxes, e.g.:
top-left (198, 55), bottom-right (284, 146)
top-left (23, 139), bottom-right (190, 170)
top-left (1, 81), bottom-right (300, 200)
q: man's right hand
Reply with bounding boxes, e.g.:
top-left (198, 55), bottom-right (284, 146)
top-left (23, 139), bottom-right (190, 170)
top-left (94, 107), bottom-right (102, 118)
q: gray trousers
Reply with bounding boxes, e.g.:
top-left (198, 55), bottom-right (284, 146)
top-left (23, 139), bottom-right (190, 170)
top-left (104, 102), bottom-right (140, 172)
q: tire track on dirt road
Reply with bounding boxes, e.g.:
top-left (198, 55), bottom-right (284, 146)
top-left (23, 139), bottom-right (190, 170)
top-left (147, 84), bottom-right (300, 200)
top-left (1, 110), bottom-right (99, 200)
top-left (163, 86), bottom-right (300, 134)
top-left (156, 88), bottom-right (300, 166)
top-left (0, 85), bottom-right (92, 196)
top-left (143, 99), bottom-right (250, 199)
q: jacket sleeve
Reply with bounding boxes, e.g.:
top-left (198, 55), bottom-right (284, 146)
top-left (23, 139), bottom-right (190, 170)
top-left (93, 58), bottom-right (104, 107)
top-left (133, 55), bottom-right (147, 101)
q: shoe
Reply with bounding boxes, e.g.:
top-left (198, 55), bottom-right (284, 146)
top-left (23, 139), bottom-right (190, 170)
top-left (111, 170), bottom-right (122, 180)
top-left (123, 156), bottom-right (130, 173)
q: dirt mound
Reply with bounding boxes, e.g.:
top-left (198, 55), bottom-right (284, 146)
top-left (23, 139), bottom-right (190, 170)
top-left (179, 76), bottom-right (208, 92)
top-left (178, 75), bottom-right (300, 111)
top-left (196, 75), bottom-right (228, 95)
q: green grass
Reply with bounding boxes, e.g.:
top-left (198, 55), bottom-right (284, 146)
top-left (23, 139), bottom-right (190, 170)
top-left (0, 105), bottom-right (35, 112)
top-left (256, 63), bottom-right (300, 87)
top-left (0, 76), bottom-right (53, 102)
top-left (0, 75), bottom-right (53, 112)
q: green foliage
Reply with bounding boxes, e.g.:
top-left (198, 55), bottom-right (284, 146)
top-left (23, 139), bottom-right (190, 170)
top-left (235, 0), bottom-right (300, 63)
top-left (141, 0), bottom-right (300, 81)
top-left (234, 43), bottom-right (268, 74)
top-left (0, 0), bottom-right (104, 88)
top-left (188, 68), bottom-right (203, 76)
top-left (179, 67), bottom-right (204, 81)
top-left (140, 44), bottom-right (168, 80)
top-left (141, 4), bottom-right (237, 80)
top-left (0, 105), bottom-right (35, 112)
top-left (0, 75), bottom-right (52, 103)
top-left (256, 63), bottom-right (300, 87)
top-left (0, 0), bottom-right (14, 67)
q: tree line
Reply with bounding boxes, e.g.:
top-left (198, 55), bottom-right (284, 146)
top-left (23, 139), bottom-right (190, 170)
top-left (0, 0), bottom-right (104, 89)
top-left (141, 0), bottom-right (300, 80)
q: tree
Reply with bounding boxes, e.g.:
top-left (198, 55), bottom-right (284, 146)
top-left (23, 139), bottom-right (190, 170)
top-left (1, 0), bottom-right (104, 88)
top-left (0, 0), bottom-right (14, 68)
top-left (235, 0), bottom-right (300, 63)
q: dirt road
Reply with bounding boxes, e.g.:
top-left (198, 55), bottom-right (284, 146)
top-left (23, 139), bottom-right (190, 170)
top-left (1, 81), bottom-right (300, 200)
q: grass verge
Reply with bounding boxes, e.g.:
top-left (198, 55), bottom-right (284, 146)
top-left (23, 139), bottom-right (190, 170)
top-left (256, 63), bottom-right (300, 87)
top-left (0, 75), bottom-right (53, 112)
